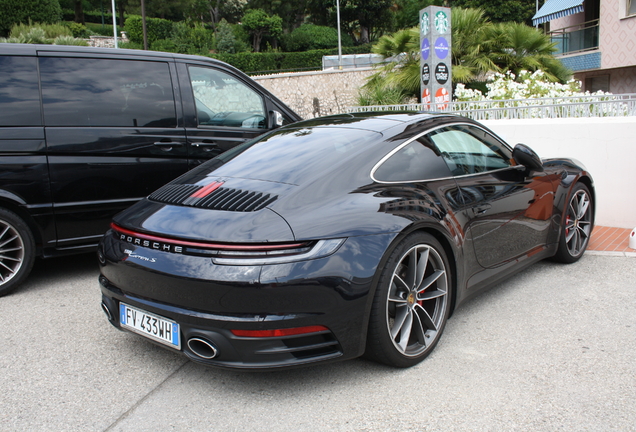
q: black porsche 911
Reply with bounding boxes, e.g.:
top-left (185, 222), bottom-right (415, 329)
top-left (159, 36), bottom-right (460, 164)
top-left (98, 112), bottom-right (594, 369)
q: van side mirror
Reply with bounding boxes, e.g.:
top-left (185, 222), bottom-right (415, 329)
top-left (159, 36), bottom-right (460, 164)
top-left (269, 110), bottom-right (283, 128)
top-left (512, 143), bottom-right (544, 173)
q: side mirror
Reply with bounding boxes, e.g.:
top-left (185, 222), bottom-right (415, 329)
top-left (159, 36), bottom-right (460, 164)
top-left (512, 143), bottom-right (544, 173)
top-left (269, 110), bottom-right (283, 129)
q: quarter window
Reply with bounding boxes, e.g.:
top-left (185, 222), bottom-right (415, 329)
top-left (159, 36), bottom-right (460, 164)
top-left (0, 56), bottom-right (41, 126)
top-left (373, 136), bottom-right (453, 182)
top-left (427, 125), bottom-right (511, 176)
top-left (40, 57), bottom-right (176, 128)
top-left (189, 66), bottom-right (266, 129)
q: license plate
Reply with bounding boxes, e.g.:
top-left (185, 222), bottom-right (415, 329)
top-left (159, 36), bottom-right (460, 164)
top-left (119, 303), bottom-right (181, 350)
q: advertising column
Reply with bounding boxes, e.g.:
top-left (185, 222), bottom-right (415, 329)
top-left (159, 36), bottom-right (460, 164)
top-left (420, 6), bottom-right (452, 110)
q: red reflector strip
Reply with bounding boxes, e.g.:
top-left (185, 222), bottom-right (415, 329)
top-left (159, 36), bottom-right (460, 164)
top-left (190, 181), bottom-right (223, 198)
top-left (230, 325), bottom-right (329, 338)
top-left (111, 223), bottom-right (307, 251)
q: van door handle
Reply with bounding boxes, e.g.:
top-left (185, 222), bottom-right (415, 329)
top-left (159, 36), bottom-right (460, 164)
top-left (190, 140), bottom-right (220, 151)
top-left (153, 141), bottom-right (184, 149)
top-left (473, 204), bottom-right (492, 215)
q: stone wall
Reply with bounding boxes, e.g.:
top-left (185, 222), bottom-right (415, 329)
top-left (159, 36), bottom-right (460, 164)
top-left (86, 34), bottom-right (129, 48)
top-left (253, 68), bottom-right (376, 119)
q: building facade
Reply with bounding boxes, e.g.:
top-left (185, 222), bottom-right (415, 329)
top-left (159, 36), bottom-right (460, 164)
top-left (534, 0), bottom-right (636, 93)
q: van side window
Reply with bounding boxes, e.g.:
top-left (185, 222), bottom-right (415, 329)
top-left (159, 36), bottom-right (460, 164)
top-left (0, 56), bottom-right (41, 126)
top-left (189, 66), bottom-right (266, 129)
top-left (40, 57), bottom-right (176, 128)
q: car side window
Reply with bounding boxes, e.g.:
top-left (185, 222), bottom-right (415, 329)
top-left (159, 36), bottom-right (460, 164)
top-left (189, 66), bottom-right (266, 129)
top-left (427, 125), bottom-right (511, 176)
top-left (373, 135), bottom-right (453, 182)
top-left (0, 56), bottom-right (41, 126)
top-left (40, 57), bottom-right (176, 128)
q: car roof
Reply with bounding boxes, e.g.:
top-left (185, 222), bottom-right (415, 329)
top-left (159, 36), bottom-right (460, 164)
top-left (281, 111), bottom-right (467, 133)
top-left (0, 43), bottom-right (234, 67)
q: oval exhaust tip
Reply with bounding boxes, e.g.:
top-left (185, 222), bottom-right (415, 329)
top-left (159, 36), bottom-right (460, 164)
top-left (187, 337), bottom-right (218, 359)
top-left (101, 302), bottom-right (113, 321)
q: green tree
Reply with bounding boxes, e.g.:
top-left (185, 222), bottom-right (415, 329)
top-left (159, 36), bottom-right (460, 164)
top-left (450, 0), bottom-right (536, 24)
top-left (392, 0), bottom-right (443, 29)
top-left (0, 0), bottom-right (62, 36)
top-left (241, 9), bottom-right (282, 52)
top-left (185, 0), bottom-right (246, 31)
top-left (249, 0), bottom-right (311, 33)
top-left (123, 0), bottom-right (189, 21)
top-left (215, 19), bottom-right (248, 53)
top-left (339, 0), bottom-right (393, 44)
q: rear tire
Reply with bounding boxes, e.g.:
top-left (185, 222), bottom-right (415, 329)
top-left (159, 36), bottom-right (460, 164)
top-left (0, 209), bottom-right (35, 297)
top-left (365, 232), bottom-right (451, 368)
top-left (552, 183), bottom-right (594, 263)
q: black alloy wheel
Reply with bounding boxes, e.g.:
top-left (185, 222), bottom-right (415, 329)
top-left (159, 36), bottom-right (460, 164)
top-left (366, 232), bottom-right (451, 368)
top-left (0, 209), bottom-right (35, 297)
top-left (553, 183), bottom-right (594, 263)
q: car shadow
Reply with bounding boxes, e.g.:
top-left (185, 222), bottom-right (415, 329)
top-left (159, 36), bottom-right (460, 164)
top-left (17, 252), bottom-right (100, 295)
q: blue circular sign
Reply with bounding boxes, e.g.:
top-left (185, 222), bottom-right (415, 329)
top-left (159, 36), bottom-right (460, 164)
top-left (421, 38), bottom-right (430, 61)
top-left (434, 37), bottom-right (449, 60)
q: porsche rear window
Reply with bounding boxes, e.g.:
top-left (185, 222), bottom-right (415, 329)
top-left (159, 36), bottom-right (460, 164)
top-left (208, 127), bottom-right (381, 185)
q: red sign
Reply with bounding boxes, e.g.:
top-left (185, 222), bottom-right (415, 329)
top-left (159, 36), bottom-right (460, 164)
top-left (421, 88), bottom-right (431, 110)
top-left (434, 87), bottom-right (450, 110)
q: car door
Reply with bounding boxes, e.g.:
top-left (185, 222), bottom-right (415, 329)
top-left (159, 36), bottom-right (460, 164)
top-left (176, 62), bottom-right (291, 168)
top-left (427, 124), bottom-right (554, 269)
top-left (39, 53), bottom-right (188, 250)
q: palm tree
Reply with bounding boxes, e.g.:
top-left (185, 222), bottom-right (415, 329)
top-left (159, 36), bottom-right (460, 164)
top-left (451, 8), bottom-right (499, 83)
top-left (362, 28), bottom-right (421, 102)
top-left (486, 22), bottom-right (571, 83)
top-left (358, 7), bottom-right (572, 105)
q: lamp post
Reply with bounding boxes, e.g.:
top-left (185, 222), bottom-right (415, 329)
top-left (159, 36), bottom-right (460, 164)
top-left (336, 0), bottom-right (342, 69)
top-left (111, 0), bottom-right (118, 48)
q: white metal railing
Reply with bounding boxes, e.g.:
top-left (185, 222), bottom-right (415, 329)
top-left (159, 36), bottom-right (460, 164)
top-left (346, 94), bottom-right (636, 120)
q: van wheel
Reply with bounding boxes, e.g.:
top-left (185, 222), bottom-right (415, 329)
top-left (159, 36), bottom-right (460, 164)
top-left (0, 209), bottom-right (35, 297)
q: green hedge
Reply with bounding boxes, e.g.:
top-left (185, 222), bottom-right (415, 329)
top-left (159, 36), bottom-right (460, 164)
top-left (281, 24), bottom-right (354, 52)
top-left (0, 0), bottom-right (62, 36)
top-left (125, 15), bottom-right (173, 45)
top-left (210, 45), bottom-right (372, 74)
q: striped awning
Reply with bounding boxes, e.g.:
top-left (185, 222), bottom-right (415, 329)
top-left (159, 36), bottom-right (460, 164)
top-left (532, 0), bottom-right (585, 26)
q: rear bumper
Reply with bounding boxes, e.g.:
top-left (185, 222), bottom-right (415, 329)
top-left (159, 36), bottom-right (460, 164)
top-left (98, 230), bottom-right (397, 369)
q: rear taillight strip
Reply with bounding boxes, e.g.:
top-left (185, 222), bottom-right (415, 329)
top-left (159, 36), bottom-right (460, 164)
top-left (112, 223), bottom-right (309, 251)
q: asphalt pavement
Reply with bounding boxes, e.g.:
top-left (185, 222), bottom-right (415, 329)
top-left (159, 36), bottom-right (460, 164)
top-left (1, 252), bottom-right (635, 432)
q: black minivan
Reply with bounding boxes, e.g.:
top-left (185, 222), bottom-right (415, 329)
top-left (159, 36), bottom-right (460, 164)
top-left (0, 43), bottom-right (301, 295)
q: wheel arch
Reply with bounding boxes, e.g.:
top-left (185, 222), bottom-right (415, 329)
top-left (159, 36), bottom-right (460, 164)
top-left (363, 223), bottom-right (460, 334)
top-left (0, 196), bottom-right (45, 257)
top-left (576, 175), bottom-right (596, 226)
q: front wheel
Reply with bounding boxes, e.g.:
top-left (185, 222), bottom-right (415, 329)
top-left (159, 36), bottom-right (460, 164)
top-left (366, 232), bottom-right (452, 368)
top-left (552, 183), bottom-right (594, 263)
top-left (0, 209), bottom-right (35, 297)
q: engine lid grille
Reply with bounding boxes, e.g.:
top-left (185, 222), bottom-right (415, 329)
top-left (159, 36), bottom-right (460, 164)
top-left (149, 183), bottom-right (277, 212)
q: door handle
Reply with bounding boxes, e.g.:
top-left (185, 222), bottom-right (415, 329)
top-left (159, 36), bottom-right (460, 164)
top-left (190, 140), bottom-right (220, 151)
top-left (153, 141), bottom-right (184, 150)
top-left (473, 204), bottom-right (492, 215)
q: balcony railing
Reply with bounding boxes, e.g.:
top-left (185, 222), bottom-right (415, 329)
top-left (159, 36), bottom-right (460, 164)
top-left (346, 94), bottom-right (636, 120)
top-left (548, 19), bottom-right (599, 55)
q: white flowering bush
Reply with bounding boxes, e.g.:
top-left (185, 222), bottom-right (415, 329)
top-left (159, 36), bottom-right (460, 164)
top-left (452, 70), bottom-right (626, 118)
top-left (454, 70), bottom-right (604, 101)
